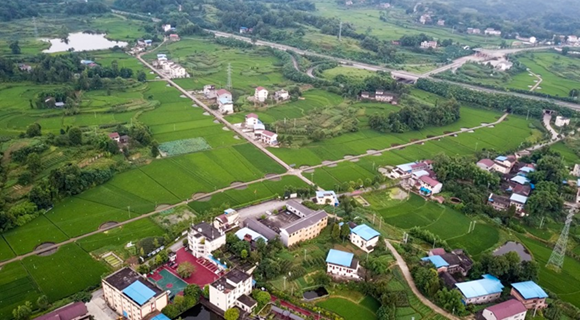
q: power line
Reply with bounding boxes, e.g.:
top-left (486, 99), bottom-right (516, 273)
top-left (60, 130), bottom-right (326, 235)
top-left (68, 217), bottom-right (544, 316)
top-left (546, 210), bottom-right (575, 272)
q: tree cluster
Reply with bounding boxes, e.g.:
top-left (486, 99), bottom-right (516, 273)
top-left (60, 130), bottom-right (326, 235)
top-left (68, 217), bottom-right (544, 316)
top-left (470, 252), bottom-right (539, 283)
top-left (161, 284), bottom-right (202, 319)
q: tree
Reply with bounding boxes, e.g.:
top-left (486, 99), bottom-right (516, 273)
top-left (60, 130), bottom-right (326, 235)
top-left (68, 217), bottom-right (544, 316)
top-left (340, 223), bottom-right (350, 240)
top-left (137, 71), bottom-right (147, 82)
top-left (562, 47), bottom-right (570, 56)
top-left (68, 127), bottom-right (83, 145)
top-left (26, 153), bottom-right (42, 175)
top-left (151, 140), bottom-right (160, 157)
top-left (224, 308), bottom-right (239, 320)
top-left (26, 123), bottom-right (41, 137)
top-left (12, 301), bottom-right (32, 320)
top-left (203, 285), bottom-right (210, 298)
top-left (10, 41), bottom-right (21, 54)
top-left (331, 223), bottom-right (340, 241)
top-left (241, 249), bottom-right (248, 260)
top-left (177, 261), bottom-right (195, 279)
top-left (434, 288), bottom-right (465, 314)
top-left (252, 289), bottom-right (271, 307)
top-left (37, 295), bottom-right (49, 310)
top-left (183, 284), bottom-right (202, 302)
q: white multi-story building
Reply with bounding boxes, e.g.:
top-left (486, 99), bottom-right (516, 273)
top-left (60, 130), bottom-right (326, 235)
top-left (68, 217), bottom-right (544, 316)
top-left (213, 208), bottom-right (240, 232)
top-left (483, 299), bottom-right (527, 320)
top-left (485, 28), bottom-right (502, 36)
top-left (314, 190), bottom-right (339, 206)
top-left (218, 97), bottom-right (234, 114)
top-left (259, 130), bottom-right (278, 145)
top-left (209, 269), bottom-right (257, 313)
top-left (326, 249), bottom-right (360, 279)
top-left (350, 224), bottom-right (380, 253)
top-left (420, 41), bottom-right (438, 49)
top-left (245, 113), bottom-right (260, 128)
top-left (254, 86), bottom-right (269, 102)
top-left (188, 222), bottom-right (226, 260)
top-left (204, 85), bottom-right (216, 99)
top-left (492, 155), bottom-right (516, 174)
top-left (274, 90), bottom-right (289, 101)
top-left (102, 268), bottom-right (169, 320)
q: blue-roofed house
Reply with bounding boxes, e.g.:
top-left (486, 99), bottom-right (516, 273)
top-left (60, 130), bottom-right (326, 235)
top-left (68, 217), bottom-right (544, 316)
top-left (421, 255), bottom-right (449, 270)
top-left (455, 274), bottom-right (504, 304)
top-left (510, 281), bottom-right (548, 310)
top-left (218, 96), bottom-right (234, 114)
top-left (510, 176), bottom-right (529, 185)
top-left (518, 166), bottom-right (534, 174)
top-left (326, 249), bottom-right (360, 279)
top-left (493, 155), bottom-right (516, 174)
top-left (350, 224), bottom-right (380, 252)
top-left (315, 190), bottom-right (339, 206)
top-left (214, 208), bottom-right (240, 232)
top-left (509, 193), bottom-right (528, 215)
top-left (102, 267), bottom-right (169, 320)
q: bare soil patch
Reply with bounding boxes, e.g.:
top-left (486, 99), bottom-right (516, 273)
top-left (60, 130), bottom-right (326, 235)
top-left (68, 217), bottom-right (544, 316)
top-left (36, 242), bottom-right (57, 256)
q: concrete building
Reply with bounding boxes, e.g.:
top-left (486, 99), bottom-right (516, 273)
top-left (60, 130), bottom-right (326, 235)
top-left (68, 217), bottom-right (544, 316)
top-left (217, 89), bottom-right (232, 102)
top-left (492, 155), bottom-right (516, 174)
top-left (509, 193), bottom-right (528, 214)
top-left (485, 28), bottom-right (502, 36)
top-left (275, 89), bottom-right (289, 101)
top-left (417, 175), bottom-right (443, 195)
top-left (218, 97), bottom-right (234, 114)
top-left (102, 268), bottom-right (169, 320)
top-left (314, 190), bottom-right (339, 206)
top-left (455, 274), bottom-right (504, 305)
top-left (203, 85), bottom-right (216, 99)
top-left (488, 193), bottom-right (511, 211)
top-left (349, 224), bottom-right (380, 253)
top-left (35, 302), bottom-right (89, 320)
top-left (326, 249), bottom-right (360, 279)
top-left (245, 113), bottom-right (260, 128)
top-left (259, 130), bottom-right (278, 145)
top-left (213, 208), bottom-right (240, 232)
top-left (420, 41), bottom-right (438, 49)
top-left (477, 159), bottom-right (495, 171)
top-left (209, 269), bottom-right (256, 313)
top-left (280, 200), bottom-right (328, 247)
top-left (510, 281), bottom-right (548, 310)
top-left (555, 116), bottom-right (570, 127)
top-left (254, 86), bottom-right (269, 102)
top-left (467, 28), bottom-right (481, 34)
top-left (419, 14), bottom-right (431, 24)
top-left (422, 249), bottom-right (473, 276)
top-left (482, 299), bottom-right (527, 320)
top-left (188, 222), bottom-right (226, 260)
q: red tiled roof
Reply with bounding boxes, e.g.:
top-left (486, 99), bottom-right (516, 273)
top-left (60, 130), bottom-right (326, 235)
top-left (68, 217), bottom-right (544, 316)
top-left (420, 175), bottom-right (440, 187)
top-left (256, 86), bottom-right (266, 91)
top-left (170, 34), bottom-right (179, 37)
top-left (478, 159), bottom-right (494, 167)
top-left (109, 132), bottom-right (120, 138)
top-left (246, 113), bottom-right (258, 119)
top-left (217, 89), bottom-right (231, 96)
top-left (35, 302), bottom-right (87, 320)
top-left (262, 130), bottom-right (276, 137)
top-left (429, 248), bottom-right (446, 256)
top-left (485, 299), bottom-right (527, 319)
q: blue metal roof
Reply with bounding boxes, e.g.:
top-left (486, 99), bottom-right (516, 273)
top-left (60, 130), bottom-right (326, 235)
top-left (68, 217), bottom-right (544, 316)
top-left (495, 156), bottom-right (507, 161)
top-left (396, 162), bottom-right (416, 172)
top-left (510, 193), bottom-right (528, 204)
top-left (519, 167), bottom-right (534, 173)
top-left (421, 256), bottom-right (449, 269)
top-left (510, 176), bottom-right (529, 185)
top-left (413, 170), bottom-right (430, 177)
top-left (122, 281), bottom-right (156, 306)
top-left (350, 224), bottom-right (380, 241)
top-left (511, 281), bottom-right (548, 299)
top-left (455, 274), bottom-right (504, 299)
top-left (218, 97), bottom-right (232, 104)
top-left (224, 208), bottom-right (236, 214)
top-left (326, 249), bottom-right (354, 268)
top-left (151, 314), bottom-right (171, 320)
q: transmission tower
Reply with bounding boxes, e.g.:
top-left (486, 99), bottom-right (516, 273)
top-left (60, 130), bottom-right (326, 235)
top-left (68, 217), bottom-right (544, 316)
top-left (338, 21), bottom-right (342, 42)
top-left (33, 17), bottom-right (38, 38)
top-left (546, 210), bottom-right (575, 272)
top-left (226, 63), bottom-right (232, 90)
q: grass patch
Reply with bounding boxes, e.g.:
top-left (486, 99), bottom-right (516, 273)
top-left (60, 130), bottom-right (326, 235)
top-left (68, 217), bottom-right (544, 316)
top-left (0, 262), bottom-right (41, 319)
top-left (316, 297), bottom-right (376, 320)
top-left (3, 215), bottom-right (69, 255)
top-left (0, 236), bottom-right (15, 261)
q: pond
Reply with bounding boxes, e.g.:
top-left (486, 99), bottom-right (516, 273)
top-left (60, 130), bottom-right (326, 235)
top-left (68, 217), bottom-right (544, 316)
top-left (303, 287), bottom-right (329, 300)
top-left (178, 304), bottom-right (221, 320)
top-left (493, 241), bottom-right (532, 261)
top-left (41, 32), bottom-right (128, 53)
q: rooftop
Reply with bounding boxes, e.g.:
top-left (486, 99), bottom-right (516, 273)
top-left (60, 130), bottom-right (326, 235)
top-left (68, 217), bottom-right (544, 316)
top-left (429, 248), bottom-right (446, 256)
top-left (511, 281), bottom-right (548, 299)
top-left (243, 218), bottom-right (279, 240)
top-left (246, 113), bottom-right (258, 119)
top-left (495, 156), bottom-right (508, 161)
top-left (104, 268), bottom-right (162, 294)
top-left (282, 210), bottom-right (327, 234)
top-left (455, 274), bottom-right (504, 299)
top-left (477, 159), bottom-right (495, 167)
top-left (262, 130), bottom-right (276, 137)
top-left (217, 89), bottom-right (231, 96)
top-left (421, 255), bottom-right (449, 269)
top-left (123, 280), bottom-right (157, 306)
top-left (237, 294), bottom-right (258, 308)
top-left (218, 97), bottom-right (232, 104)
top-left (256, 86), bottom-right (266, 91)
top-left (235, 227), bottom-right (268, 243)
top-left (326, 249), bottom-right (356, 268)
top-left (286, 200), bottom-right (314, 215)
top-left (510, 176), bottom-right (529, 185)
top-left (35, 302), bottom-right (87, 320)
top-left (485, 299), bottom-right (527, 319)
top-left (396, 162), bottom-right (416, 172)
top-left (350, 224), bottom-right (380, 241)
top-left (510, 193), bottom-right (528, 204)
top-left (420, 175), bottom-right (440, 187)
top-left (190, 222), bottom-right (223, 241)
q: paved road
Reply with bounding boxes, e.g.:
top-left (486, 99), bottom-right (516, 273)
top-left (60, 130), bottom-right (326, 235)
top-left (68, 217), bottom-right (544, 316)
top-left (385, 240), bottom-right (461, 320)
top-left (236, 200), bottom-right (287, 220)
top-left (543, 113), bottom-right (559, 140)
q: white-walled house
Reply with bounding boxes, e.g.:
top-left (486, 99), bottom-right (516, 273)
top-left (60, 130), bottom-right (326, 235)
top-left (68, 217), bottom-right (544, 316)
top-left (455, 274), bottom-right (504, 305)
top-left (216, 89), bottom-right (232, 102)
top-left (417, 175), bottom-right (443, 195)
top-left (555, 116), bottom-right (570, 127)
top-left (245, 113), bottom-right (260, 127)
top-left (218, 97), bottom-right (234, 114)
top-left (254, 86), bottom-right (269, 102)
top-left (213, 208), bottom-right (240, 232)
top-left (326, 249), bottom-right (360, 279)
top-left (492, 155), bottom-right (516, 174)
top-left (259, 130), bottom-right (278, 145)
top-left (274, 90), bottom-right (289, 101)
top-left (350, 224), bottom-right (380, 253)
top-left (188, 222), bottom-right (226, 260)
top-left (209, 269), bottom-right (256, 313)
top-left (102, 268), bottom-right (169, 320)
top-left (204, 85), bottom-right (216, 99)
top-left (314, 190), bottom-right (339, 206)
top-left (482, 299), bottom-right (527, 320)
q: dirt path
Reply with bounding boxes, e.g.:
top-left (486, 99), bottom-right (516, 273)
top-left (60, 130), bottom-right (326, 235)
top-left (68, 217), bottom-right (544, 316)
top-left (385, 240), bottom-right (460, 320)
top-left (529, 70), bottom-right (543, 92)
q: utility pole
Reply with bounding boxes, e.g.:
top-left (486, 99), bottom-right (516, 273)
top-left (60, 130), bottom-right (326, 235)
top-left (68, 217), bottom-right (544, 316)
top-left (338, 21), bottom-right (342, 42)
top-left (226, 63), bottom-right (232, 90)
top-left (33, 17), bottom-right (38, 38)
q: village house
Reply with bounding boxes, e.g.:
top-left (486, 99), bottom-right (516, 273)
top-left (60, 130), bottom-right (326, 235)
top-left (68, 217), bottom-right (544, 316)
top-left (568, 35), bottom-right (579, 43)
top-left (437, 19), bottom-right (445, 26)
top-left (35, 302), bottom-right (89, 320)
top-left (467, 28), bottom-right (481, 35)
top-left (203, 85), bottom-right (216, 99)
top-left (314, 190), bottom-right (339, 206)
top-left (326, 249), bottom-right (360, 279)
top-left (485, 28), bottom-right (502, 36)
top-left (254, 86), bottom-right (269, 102)
top-left (162, 24), bottom-right (172, 32)
top-left (162, 62), bottom-right (188, 78)
top-left (258, 130), bottom-right (278, 145)
top-left (482, 299), bottom-right (527, 320)
top-left (213, 208), bottom-right (240, 232)
top-left (486, 59), bottom-right (513, 71)
top-left (239, 27), bottom-right (252, 34)
top-left (509, 193), bottom-right (528, 215)
top-left (388, 160), bottom-right (433, 179)
top-left (555, 115), bottom-right (570, 127)
top-left (18, 64), bottom-right (32, 72)
top-left (349, 224), bottom-right (380, 253)
top-left (144, 39), bottom-right (152, 47)
top-left (188, 222), bottom-right (226, 262)
top-left (169, 34), bottom-right (180, 41)
top-left (571, 164), bottom-right (580, 177)
top-left (492, 155), bottom-right (516, 174)
top-left (157, 54), bottom-right (167, 62)
top-left (477, 159), bottom-right (495, 171)
top-left (109, 132), bottom-right (121, 142)
top-left (209, 269), bottom-right (257, 313)
top-left (242, 218), bottom-right (279, 242)
top-left (217, 89), bottom-right (232, 101)
top-left (244, 113), bottom-right (260, 128)
top-left (218, 97), bottom-right (234, 114)
top-left (417, 175), bottom-right (443, 196)
top-left (455, 274), bottom-right (504, 305)
top-left (102, 267), bottom-right (169, 320)
top-left (510, 281), bottom-right (548, 310)
top-left (487, 193), bottom-right (511, 211)
top-left (419, 14), bottom-right (431, 24)
top-left (235, 227), bottom-right (269, 245)
top-left (280, 201), bottom-right (328, 246)
top-left (423, 248), bottom-right (473, 276)
top-left (274, 89), bottom-right (290, 101)
top-left (420, 41), bottom-right (438, 49)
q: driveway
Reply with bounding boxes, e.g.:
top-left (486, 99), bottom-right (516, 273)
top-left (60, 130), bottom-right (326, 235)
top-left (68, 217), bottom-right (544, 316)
top-left (237, 199), bottom-right (288, 221)
top-left (86, 289), bottom-right (118, 320)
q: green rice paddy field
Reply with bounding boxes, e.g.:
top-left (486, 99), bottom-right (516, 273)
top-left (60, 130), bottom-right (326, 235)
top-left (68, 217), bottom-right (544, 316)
top-left (0, 262), bottom-right (42, 319)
